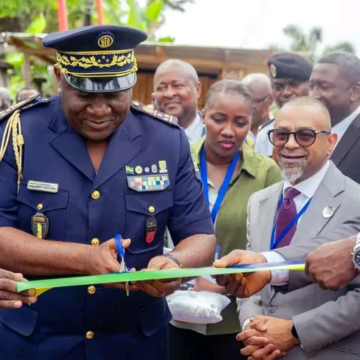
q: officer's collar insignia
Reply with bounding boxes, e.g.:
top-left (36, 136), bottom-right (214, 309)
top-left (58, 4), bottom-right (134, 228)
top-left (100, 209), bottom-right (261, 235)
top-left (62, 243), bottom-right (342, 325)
top-left (97, 32), bottom-right (114, 48)
top-left (27, 180), bottom-right (59, 193)
top-left (32, 212), bottom-right (49, 239)
top-left (127, 174), bottom-right (170, 192)
top-left (270, 63), bottom-right (277, 78)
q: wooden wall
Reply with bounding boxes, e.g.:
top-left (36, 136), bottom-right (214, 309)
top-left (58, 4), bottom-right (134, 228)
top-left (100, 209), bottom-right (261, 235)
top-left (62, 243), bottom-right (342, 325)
top-left (132, 70), bottom-right (218, 109)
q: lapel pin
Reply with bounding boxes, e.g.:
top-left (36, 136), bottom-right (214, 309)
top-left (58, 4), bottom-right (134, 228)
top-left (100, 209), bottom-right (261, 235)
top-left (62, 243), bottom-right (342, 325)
top-left (322, 205), bottom-right (335, 219)
top-left (135, 166), bottom-right (143, 174)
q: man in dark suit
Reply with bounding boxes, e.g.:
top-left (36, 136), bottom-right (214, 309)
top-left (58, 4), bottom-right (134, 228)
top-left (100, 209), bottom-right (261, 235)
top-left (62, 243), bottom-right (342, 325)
top-left (310, 52), bottom-right (360, 183)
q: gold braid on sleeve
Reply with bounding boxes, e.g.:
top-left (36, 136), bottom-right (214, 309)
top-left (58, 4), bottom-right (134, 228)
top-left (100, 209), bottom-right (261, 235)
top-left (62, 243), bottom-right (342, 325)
top-left (0, 110), bottom-right (24, 191)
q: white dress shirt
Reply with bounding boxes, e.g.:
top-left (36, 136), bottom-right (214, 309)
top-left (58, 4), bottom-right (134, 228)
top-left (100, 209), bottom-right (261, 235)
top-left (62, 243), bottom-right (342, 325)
top-left (262, 161), bottom-right (330, 285)
top-left (184, 112), bottom-right (205, 144)
top-left (332, 105), bottom-right (360, 147)
top-left (254, 121), bottom-right (274, 157)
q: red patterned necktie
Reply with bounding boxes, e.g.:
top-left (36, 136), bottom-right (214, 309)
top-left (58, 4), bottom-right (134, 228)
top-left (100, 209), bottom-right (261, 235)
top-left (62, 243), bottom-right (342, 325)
top-left (275, 187), bottom-right (300, 248)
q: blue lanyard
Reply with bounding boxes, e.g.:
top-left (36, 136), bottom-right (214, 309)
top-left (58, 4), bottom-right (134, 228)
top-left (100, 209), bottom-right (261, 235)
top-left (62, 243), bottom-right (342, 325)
top-left (270, 195), bottom-right (312, 250)
top-left (200, 146), bottom-right (240, 223)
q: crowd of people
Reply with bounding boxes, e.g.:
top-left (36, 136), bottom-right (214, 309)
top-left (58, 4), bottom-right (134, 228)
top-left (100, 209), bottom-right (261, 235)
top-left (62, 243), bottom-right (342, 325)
top-left (0, 24), bottom-right (360, 360)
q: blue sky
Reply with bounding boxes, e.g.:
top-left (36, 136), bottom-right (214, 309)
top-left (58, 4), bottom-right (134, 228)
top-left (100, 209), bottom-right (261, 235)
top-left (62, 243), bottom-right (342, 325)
top-left (157, 0), bottom-right (360, 55)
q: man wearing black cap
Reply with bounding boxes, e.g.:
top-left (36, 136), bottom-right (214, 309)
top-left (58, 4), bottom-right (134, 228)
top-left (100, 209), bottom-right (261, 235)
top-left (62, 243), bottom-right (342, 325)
top-left (0, 25), bottom-right (215, 360)
top-left (255, 53), bottom-right (312, 157)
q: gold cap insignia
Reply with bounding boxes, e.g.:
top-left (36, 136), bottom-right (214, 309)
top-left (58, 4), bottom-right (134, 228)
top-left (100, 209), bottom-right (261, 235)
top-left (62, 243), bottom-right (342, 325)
top-left (98, 35), bottom-right (114, 49)
top-left (270, 63), bottom-right (277, 78)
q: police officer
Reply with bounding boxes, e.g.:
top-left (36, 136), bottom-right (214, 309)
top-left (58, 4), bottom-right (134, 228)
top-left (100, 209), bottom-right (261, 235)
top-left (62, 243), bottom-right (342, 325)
top-left (255, 53), bottom-right (312, 157)
top-left (0, 25), bottom-right (215, 360)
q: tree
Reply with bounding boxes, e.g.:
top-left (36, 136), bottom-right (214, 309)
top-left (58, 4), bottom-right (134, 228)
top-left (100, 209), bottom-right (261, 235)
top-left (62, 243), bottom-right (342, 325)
top-left (0, 0), bottom-right (193, 96)
top-left (270, 25), bottom-right (355, 63)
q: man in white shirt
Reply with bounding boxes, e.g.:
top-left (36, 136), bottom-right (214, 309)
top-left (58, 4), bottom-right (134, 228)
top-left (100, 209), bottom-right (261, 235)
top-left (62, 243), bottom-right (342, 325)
top-left (153, 59), bottom-right (204, 144)
top-left (255, 53), bottom-right (312, 157)
top-left (309, 52), bottom-right (360, 183)
top-left (216, 97), bottom-right (360, 359)
top-left (241, 73), bottom-right (274, 149)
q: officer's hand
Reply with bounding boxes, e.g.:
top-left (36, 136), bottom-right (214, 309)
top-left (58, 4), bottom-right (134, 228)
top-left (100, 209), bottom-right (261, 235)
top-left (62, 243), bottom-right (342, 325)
top-left (306, 236), bottom-right (358, 290)
top-left (0, 269), bottom-right (37, 309)
top-left (214, 250), bottom-right (271, 298)
top-left (89, 238), bottom-right (131, 274)
top-left (134, 255), bottom-right (181, 297)
top-left (92, 238), bottom-right (140, 293)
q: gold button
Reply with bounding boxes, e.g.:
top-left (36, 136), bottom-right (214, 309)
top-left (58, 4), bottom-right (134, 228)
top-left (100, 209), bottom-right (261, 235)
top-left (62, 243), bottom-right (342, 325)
top-left (85, 331), bottom-right (94, 340)
top-left (87, 285), bottom-right (96, 295)
top-left (37, 203), bottom-right (43, 211)
top-left (91, 190), bottom-right (100, 200)
top-left (91, 238), bottom-right (100, 247)
top-left (148, 206), bottom-right (155, 213)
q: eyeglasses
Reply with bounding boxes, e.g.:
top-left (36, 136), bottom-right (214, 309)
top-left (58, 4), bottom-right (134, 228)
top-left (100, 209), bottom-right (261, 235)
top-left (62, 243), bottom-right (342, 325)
top-left (268, 129), bottom-right (331, 147)
top-left (252, 95), bottom-right (270, 108)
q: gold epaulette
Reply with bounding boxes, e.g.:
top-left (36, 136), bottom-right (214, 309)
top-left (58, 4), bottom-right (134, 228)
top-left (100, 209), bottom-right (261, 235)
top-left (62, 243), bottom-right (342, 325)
top-left (131, 101), bottom-right (179, 127)
top-left (0, 94), bottom-right (41, 122)
top-left (0, 94), bottom-right (43, 192)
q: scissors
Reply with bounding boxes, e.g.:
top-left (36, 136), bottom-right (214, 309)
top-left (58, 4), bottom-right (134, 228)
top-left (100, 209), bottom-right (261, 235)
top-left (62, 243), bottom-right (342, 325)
top-left (115, 234), bottom-right (129, 296)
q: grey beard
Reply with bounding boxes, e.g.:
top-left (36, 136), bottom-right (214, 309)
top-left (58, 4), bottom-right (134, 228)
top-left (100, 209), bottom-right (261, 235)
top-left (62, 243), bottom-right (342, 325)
top-left (279, 160), bottom-right (307, 184)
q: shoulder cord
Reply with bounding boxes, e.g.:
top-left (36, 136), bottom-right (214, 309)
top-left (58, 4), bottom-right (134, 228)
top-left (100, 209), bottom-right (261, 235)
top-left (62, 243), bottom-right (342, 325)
top-left (0, 110), bottom-right (24, 191)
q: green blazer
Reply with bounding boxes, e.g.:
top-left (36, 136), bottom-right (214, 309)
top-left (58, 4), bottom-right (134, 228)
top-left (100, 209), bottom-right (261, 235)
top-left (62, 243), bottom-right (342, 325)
top-left (191, 138), bottom-right (282, 335)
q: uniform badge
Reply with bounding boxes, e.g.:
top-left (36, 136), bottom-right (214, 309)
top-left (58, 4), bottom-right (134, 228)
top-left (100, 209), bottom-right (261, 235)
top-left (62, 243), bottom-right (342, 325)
top-left (322, 205), bottom-right (335, 219)
top-left (27, 180), bottom-right (59, 193)
top-left (127, 175), bottom-right (170, 192)
top-left (135, 165), bottom-right (143, 174)
top-left (145, 167), bottom-right (150, 173)
top-left (146, 216), bottom-right (157, 244)
top-left (159, 160), bottom-right (168, 173)
top-left (270, 64), bottom-right (277, 78)
top-left (31, 212), bottom-right (49, 239)
top-left (97, 33), bottom-right (114, 48)
top-left (151, 164), bottom-right (158, 173)
top-left (125, 166), bottom-right (134, 174)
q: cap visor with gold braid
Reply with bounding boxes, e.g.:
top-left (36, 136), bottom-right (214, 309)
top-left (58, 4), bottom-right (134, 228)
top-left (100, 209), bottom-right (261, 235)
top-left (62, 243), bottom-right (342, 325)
top-left (43, 25), bottom-right (147, 92)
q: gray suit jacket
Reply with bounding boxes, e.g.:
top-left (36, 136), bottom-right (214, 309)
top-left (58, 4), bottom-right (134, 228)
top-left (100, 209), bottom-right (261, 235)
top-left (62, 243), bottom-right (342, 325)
top-left (238, 162), bottom-right (360, 359)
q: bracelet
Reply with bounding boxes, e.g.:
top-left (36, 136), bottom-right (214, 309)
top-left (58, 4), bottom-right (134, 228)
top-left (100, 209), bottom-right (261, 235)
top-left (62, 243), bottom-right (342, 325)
top-left (161, 253), bottom-right (182, 268)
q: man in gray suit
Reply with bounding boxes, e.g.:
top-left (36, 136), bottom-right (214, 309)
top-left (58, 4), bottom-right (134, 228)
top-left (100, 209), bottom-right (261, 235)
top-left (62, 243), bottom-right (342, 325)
top-left (220, 97), bottom-right (360, 359)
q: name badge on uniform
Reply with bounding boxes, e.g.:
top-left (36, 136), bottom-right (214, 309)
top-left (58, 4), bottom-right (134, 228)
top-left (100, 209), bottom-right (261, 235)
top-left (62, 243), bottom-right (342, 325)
top-left (127, 175), bottom-right (170, 192)
top-left (27, 180), bottom-right (59, 193)
top-left (31, 212), bottom-right (49, 239)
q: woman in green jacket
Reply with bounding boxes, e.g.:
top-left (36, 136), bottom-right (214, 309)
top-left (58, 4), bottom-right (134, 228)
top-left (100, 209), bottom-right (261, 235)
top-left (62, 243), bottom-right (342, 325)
top-left (169, 79), bottom-right (282, 360)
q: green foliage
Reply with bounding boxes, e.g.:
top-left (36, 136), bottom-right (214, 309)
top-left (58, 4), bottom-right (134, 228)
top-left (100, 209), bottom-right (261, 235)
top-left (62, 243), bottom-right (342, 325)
top-left (25, 13), bottom-right (47, 34)
top-left (146, 0), bottom-right (163, 22)
top-left (1, 0), bottom-right (194, 97)
top-left (272, 25), bottom-right (356, 63)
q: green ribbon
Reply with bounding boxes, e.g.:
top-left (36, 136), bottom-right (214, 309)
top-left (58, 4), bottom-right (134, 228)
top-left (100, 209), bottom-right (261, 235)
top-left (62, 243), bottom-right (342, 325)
top-left (17, 261), bottom-right (305, 295)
